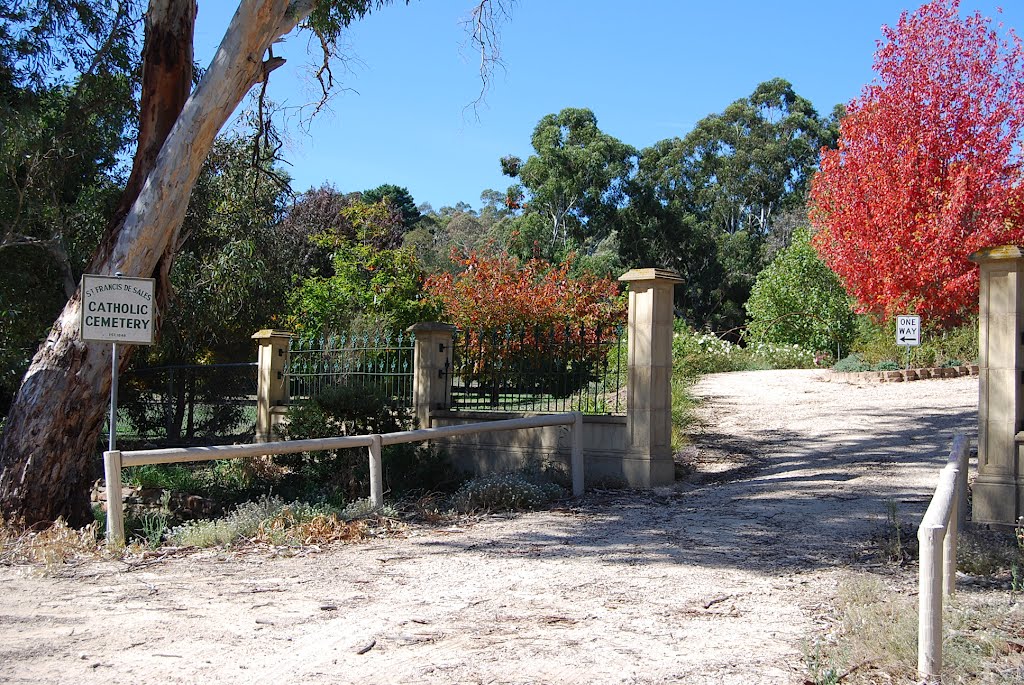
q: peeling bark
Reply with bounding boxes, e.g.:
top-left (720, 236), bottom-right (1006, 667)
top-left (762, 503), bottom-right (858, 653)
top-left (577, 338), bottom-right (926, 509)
top-left (0, 0), bottom-right (310, 526)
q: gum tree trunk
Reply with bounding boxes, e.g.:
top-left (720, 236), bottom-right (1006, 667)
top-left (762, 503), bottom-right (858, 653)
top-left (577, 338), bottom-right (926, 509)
top-left (0, 0), bottom-right (310, 526)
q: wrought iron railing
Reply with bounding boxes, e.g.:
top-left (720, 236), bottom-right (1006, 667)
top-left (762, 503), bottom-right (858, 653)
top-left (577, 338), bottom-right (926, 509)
top-left (446, 323), bottom-right (626, 415)
top-left (287, 331), bottom-right (415, 406)
top-left (116, 362), bottom-right (258, 448)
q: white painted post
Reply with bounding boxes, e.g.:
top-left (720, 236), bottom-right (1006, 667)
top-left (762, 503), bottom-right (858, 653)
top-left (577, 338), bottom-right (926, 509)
top-left (918, 523), bottom-right (944, 682)
top-left (571, 411), bottom-right (584, 497)
top-left (103, 450), bottom-right (125, 549)
top-left (368, 434), bottom-right (383, 508)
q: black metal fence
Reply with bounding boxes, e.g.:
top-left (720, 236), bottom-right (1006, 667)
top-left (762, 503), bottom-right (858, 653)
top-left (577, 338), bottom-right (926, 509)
top-left (116, 362), bottom-right (258, 449)
top-left (446, 323), bottom-right (626, 415)
top-left (287, 331), bottom-right (415, 406)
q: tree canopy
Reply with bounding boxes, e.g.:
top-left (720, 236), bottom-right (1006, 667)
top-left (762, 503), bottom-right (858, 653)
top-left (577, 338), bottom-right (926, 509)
top-left (811, 0), bottom-right (1024, 327)
top-left (502, 107), bottom-right (636, 257)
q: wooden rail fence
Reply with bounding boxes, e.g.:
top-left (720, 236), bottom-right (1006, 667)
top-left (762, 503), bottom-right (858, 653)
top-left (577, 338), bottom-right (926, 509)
top-left (103, 411), bottom-right (584, 548)
top-left (917, 433), bottom-right (970, 683)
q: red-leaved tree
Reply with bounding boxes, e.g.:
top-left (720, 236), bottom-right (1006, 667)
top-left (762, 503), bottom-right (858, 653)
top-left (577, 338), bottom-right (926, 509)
top-left (424, 251), bottom-right (624, 399)
top-left (810, 0), bottom-right (1024, 326)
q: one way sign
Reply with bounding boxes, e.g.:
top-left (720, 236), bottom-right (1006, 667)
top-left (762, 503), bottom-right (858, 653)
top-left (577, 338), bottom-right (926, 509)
top-left (896, 315), bottom-right (921, 347)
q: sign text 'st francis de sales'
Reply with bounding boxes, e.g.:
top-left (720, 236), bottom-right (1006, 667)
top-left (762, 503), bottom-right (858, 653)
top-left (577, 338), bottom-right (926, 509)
top-left (80, 274), bottom-right (156, 346)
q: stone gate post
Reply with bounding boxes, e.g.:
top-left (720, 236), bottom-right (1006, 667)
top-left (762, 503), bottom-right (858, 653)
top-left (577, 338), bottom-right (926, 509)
top-left (252, 329), bottom-right (292, 443)
top-left (969, 246), bottom-right (1024, 525)
top-left (407, 322), bottom-right (457, 430)
top-left (618, 268), bottom-right (683, 487)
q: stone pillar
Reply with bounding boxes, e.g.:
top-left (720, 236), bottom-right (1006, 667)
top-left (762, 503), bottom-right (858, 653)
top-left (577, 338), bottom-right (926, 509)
top-left (407, 322), bottom-right (457, 430)
top-left (969, 246), bottom-right (1024, 525)
top-left (252, 329), bottom-right (293, 443)
top-left (618, 268), bottom-right (683, 488)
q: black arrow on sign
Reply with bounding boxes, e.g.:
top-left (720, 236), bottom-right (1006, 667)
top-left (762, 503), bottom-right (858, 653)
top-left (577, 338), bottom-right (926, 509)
top-left (900, 336), bottom-right (914, 343)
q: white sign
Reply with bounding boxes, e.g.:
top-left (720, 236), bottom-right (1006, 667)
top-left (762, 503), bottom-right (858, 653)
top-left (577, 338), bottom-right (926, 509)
top-left (896, 314), bottom-right (921, 347)
top-left (81, 274), bottom-right (156, 345)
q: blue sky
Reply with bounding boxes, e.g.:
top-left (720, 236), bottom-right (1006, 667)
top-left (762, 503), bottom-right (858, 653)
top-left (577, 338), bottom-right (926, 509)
top-left (193, 1), bottom-right (1024, 211)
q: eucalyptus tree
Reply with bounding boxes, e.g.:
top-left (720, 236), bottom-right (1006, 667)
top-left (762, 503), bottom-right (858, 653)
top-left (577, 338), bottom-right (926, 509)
top-left (0, 0), bottom-right (511, 526)
top-left (620, 79), bottom-right (835, 331)
top-left (502, 107), bottom-right (636, 257)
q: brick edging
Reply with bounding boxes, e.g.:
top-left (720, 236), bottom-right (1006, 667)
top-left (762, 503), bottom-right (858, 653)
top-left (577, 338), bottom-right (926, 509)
top-left (828, 364), bottom-right (979, 384)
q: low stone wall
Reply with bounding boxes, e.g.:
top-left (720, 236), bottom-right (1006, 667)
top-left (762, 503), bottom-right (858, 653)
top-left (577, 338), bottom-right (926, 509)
top-left (829, 365), bottom-right (979, 384)
top-left (427, 410), bottom-right (630, 485)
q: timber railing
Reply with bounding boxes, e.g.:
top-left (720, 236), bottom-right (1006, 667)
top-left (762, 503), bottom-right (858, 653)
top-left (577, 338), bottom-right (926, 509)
top-left (917, 433), bottom-right (970, 683)
top-left (102, 411), bottom-right (584, 548)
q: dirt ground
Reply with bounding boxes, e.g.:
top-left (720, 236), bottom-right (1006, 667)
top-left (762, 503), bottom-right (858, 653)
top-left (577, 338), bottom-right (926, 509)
top-left (0, 369), bottom-right (980, 685)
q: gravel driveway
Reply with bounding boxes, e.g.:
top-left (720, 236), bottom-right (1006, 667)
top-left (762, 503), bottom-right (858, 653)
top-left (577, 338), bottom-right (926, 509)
top-left (0, 370), bottom-right (978, 685)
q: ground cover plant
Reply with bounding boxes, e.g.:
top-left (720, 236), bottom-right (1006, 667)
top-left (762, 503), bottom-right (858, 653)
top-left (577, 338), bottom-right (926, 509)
top-left (806, 574), bottom-right (1024, 684)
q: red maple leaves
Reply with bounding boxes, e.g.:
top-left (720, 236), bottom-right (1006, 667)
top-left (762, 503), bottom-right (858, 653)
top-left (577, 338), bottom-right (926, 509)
top-left (424, 250), bottom-right (624, 333)
top-left (811, 0), bottom-right (1024, 327)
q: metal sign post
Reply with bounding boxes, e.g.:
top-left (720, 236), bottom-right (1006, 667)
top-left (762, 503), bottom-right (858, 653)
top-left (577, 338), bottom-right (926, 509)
top-left (109, 342), bottom-right (118, 452)
top-left (896, 314), bottom-right (922, 369)
top-left (81, 273), bottom-right (156, 451)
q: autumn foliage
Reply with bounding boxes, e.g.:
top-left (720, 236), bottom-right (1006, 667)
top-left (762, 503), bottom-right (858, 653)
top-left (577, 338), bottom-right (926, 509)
top-left (425, 250), bottom-right (624, 331)
top-left (424, 251), bottom-right (625, 394)
top-left (810, 0), bottom-right (1024, 326)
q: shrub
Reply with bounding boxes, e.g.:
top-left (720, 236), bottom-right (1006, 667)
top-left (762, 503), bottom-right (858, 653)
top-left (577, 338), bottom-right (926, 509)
top-left (747, 342), bottom-right (816, 370)
top-left (746, 227), bottom-right (856, 355)
top-left (165, 495), bottom-right (399, 548)
top-left (833, 354), bottom-right (871, 372)
top-left (672, 326), bottom-right (816, 376)
top-left (672, 327), bottom-right (750, 377)
top-left (451, 473), bottom-right (565, 513)
top-left (425, 250), bottom-right (625, 397)
top-left (281, 385), bottom-right (459, 501)
top-left (850, 315), bottom-right (978, 367)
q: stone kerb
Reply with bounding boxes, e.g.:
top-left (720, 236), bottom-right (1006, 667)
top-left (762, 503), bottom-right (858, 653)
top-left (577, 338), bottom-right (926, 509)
top-left (829, 365), bottom-right (979, 385)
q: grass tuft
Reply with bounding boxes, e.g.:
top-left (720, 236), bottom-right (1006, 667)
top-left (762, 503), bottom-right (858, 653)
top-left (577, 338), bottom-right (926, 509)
top-left (0, 518), bottom-right (101, 568)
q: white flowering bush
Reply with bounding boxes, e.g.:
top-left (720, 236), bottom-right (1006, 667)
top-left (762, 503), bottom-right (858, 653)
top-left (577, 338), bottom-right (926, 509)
top-left (747, 341), bottom-right (816, 369)
top-left (673, 325), bottom-right (817, 375)
top-left (672, 329), bottom-right (749, 375)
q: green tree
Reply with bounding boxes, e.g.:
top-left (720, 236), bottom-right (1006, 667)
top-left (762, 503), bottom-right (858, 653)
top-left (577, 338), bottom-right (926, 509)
top-left (361, 183), bottom-right (421, 230)
top-left (619, 79), bottom-right (836, 332)
top-left (151, 136), bottom-right (296, 365)
top-left (502, 107), bottom-right (636, 257)
top-left (289, 199), bottom-right (436, 336)
top-left (0, 2), bottom-right (139, 418)
top-left (0, 0), bottom-right (510, 526)
top-left (745, 228), bottom-right (855, 354)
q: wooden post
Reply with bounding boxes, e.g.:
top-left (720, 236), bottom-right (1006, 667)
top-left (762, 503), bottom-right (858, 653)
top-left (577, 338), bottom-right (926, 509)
top-left (103, 450), bottom-right (125, 549)
top-left (918, 523), bottom-right (944, 682)
top-left (368, 434), bottom-right (383, 508)
top-left (571, 411), bottom-right (584, 497)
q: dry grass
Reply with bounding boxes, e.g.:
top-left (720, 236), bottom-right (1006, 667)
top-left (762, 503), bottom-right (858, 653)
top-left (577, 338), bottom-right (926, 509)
top-left (0, 518), bottom-right (103, 569)
top-left (807, 574), bottom-right (1024, 684)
